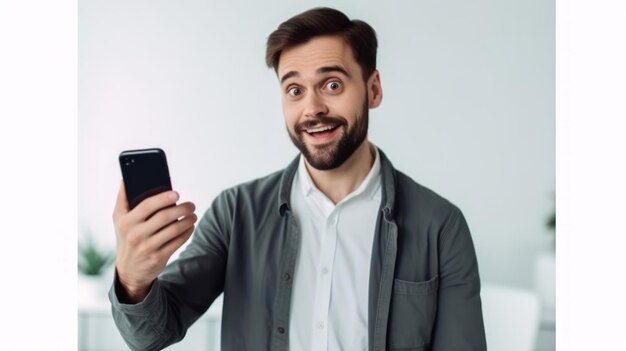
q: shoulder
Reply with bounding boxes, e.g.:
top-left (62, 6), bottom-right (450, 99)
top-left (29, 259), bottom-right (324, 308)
top-left (221, 168), bottom-right (283, 199)
top-left (377, 148), bottom-right (461, 220)
top-left (199, 167), bottom-right (286, 230)
top-left (211, 167), bottom-right (287, 215)
top-left (394, 170), bottom-right (459, 211)
top-left (393, 169), bottom-right (462, 224)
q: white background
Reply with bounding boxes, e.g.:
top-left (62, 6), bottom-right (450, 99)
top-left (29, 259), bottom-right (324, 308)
top-left (1, 0), bottom-right (625, 350)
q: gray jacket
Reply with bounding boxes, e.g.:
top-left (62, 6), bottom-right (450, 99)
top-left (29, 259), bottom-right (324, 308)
top-left (110, 148), bottom-right (487, 350)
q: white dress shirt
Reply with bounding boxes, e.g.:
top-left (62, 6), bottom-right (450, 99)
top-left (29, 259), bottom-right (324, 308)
top-left (288, 147), bottom-right (382, 351)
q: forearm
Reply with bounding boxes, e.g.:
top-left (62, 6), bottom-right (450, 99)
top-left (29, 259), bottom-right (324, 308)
top-left (109, 275), bottom-right (183, 351)
top-left (109, 247), bottom-right (227, 349)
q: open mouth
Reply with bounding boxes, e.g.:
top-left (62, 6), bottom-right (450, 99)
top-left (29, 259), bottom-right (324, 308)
top-left (304, 124), bottom-right (340, 138)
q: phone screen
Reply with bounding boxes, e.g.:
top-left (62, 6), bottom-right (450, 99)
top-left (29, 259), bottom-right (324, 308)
top-left (119, 148), bottom-right (172, 209)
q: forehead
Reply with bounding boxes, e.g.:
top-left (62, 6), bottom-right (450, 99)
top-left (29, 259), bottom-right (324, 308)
top-left (277, 36), bottom-right (360, 79)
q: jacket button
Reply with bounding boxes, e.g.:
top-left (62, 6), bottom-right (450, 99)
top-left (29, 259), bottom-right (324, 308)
top-left (277, 326), bottom-right (285, 334)
top-left (383, 207), bottom-right (392, 219)
top-left (282, 272), bottom-right (291, 281)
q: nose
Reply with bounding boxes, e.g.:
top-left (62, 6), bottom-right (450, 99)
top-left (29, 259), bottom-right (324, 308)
top-left (303, 92), bottom-right (328, 118)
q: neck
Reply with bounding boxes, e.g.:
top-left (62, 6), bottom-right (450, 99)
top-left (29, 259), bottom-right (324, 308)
top-left (304, 140), bottom-right (375, 205)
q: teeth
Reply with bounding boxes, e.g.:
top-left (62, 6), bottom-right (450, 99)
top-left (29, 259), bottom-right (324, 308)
top-left (306, 125), bottom-right (334, 133)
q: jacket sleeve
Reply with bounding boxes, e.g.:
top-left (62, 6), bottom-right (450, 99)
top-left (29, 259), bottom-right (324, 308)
top-left (109, 191), bottom-right (232, 351)
top-left (431, 209), bottom-right (487, 350)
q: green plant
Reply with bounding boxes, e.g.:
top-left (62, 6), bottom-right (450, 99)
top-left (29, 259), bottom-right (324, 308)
top-left (78, 233), bottom-right (114, 276)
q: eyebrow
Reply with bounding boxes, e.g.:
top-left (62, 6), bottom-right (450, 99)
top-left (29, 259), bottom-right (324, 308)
top-left (280, 65), bottom-right (351, 84)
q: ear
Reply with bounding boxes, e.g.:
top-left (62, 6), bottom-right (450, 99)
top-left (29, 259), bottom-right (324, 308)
top-left (366, 70), bottom-right (383, 109)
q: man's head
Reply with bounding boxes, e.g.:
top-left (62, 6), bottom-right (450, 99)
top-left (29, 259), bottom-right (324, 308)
top-left (266, 8), bottom-right (383, 171)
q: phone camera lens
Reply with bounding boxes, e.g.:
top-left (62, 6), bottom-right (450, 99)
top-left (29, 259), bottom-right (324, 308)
top-left (131, 159), bottom-right (135, 163)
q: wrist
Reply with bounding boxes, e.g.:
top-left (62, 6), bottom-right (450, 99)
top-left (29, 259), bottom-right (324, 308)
top-left (115, 269), bottom-right (153, 304)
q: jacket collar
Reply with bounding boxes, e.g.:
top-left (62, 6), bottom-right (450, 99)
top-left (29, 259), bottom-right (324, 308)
top-left (278, 146), bottom-right (397, 221)
top-left (377, 148), bottom-right (397, 222)
top-left (278, 154), bottom-right (300, 215)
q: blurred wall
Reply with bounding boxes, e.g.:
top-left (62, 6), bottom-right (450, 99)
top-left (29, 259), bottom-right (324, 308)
top-left (79, 0), bottom-right (554, 289)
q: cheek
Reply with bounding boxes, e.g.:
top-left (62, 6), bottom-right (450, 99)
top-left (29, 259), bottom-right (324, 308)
top-left (334, 93), bottom-right (363, 118)
top-left (282, 102), bottom-right (299, 129)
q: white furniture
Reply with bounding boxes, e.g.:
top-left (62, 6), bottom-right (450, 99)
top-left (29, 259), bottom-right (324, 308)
top-left (533, 251), bottom-right (556, 351)
top-left (481, 284), bottom-right (540, 351)
top-left (78, 294), bottom-right (223, 351)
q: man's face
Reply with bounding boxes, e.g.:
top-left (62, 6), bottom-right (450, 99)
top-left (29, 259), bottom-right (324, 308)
top-left (278, 36), bottom-right (380, 170)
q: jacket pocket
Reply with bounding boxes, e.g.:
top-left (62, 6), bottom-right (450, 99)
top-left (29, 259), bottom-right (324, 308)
top-left (387, 275), bottom-right (439, 350)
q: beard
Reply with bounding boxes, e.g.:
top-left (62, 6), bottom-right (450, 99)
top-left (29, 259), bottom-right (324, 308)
top-left (287, 97), bottom-right (369, 171)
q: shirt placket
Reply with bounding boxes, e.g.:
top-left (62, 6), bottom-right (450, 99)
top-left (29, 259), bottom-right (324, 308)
top-left (310, 205), bottom-right (340, 351)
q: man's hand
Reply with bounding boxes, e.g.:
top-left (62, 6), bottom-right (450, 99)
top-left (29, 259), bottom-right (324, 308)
top-left (112, 181), bottom-right (197, 303)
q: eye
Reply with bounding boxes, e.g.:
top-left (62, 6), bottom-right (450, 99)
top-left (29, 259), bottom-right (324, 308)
top-left (287, 87), bottom-right (303, 97)
top-left (325, 81), bottom-right (343, 92)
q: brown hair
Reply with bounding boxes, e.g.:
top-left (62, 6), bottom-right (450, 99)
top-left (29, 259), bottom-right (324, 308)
top-left (266, 7), bottom-right (378, 81)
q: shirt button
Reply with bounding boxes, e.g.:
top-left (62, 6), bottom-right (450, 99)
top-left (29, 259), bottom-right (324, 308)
top-left (282, 272), bottom-right (291, 281)
top-left (317, 321), bottom-right (325, 329)
top-left (277, 326), bottom-right (285, 334)
top-left (322, 267), bottom-right (329, 274)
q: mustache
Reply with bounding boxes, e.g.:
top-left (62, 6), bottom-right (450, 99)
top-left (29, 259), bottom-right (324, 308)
top-left (296, 115), bottom-right (347, 132)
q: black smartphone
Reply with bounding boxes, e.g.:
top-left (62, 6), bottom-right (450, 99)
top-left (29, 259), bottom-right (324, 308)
top-left (119, 148), bottom-right (173, 210)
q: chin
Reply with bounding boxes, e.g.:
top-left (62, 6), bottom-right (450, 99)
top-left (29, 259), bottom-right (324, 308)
top-left (303, 143), bottom-right (353, 171)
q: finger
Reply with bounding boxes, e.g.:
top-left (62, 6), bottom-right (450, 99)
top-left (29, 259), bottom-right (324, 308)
top-left (157, 225), bottom-right (195, 259)
top-left (127, 190), bottom-right (180, 223)
top-left (144, 213), bottom-right (198, 251)
top-left (140, 201), bottom-right (196, 238)
top-left (113, 180), bottom-right (130, 219)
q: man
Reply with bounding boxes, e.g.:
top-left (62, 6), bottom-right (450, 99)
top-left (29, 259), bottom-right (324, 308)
top-left (110, 7), bottom-right (486, 351)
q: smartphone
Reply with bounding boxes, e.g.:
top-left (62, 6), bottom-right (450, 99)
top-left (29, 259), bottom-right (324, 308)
top-left (119, 148), bottom-right (173, 210)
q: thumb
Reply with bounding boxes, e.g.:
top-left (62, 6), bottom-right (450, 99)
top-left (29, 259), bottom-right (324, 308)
top-left (114, 180), bottom-right (130, 217)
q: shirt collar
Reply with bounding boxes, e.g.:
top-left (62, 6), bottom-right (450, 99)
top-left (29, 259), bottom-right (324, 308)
top-left (296, 144), bottom-right (381, 204)
top-left (278, 146), bottom-right (396, 220)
